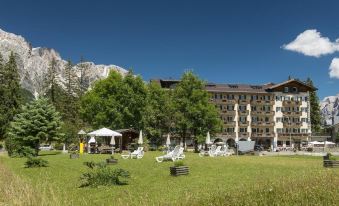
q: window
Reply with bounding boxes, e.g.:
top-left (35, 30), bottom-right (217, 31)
top-left (240, 128), bottom-right (247, 133)
top-left (284, 87), bottom-right (289, 93)
top-left (277, 128), bottom-right (283, 133)
top-left (239, 105), bottom-right (246, 111)
top-left (252, 116), bottom-right (258, 122)
top-left (276, 117), bottom-right (282, 122)
top-left (276, 107), bottom-right (281, 112)
top-left (239, 95), bottom-right (246, 100)
top-left (292, 87), bottom-right (298, 93)
top-left (227, 105), bottom-right (234, 111)
top-left (239, 116), bottom-right (246, 123)
top-left (265, 128), bottom-right (270, 133)
top-left (252, 128), bottom-right (258, 132)
top-left (265, 117), bottom-right (269, 122)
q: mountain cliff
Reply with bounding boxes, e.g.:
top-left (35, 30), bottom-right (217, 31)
top-left (0, 28), bottom-right (128, 96)
top-left (321, 94), bottom-right (339, 126)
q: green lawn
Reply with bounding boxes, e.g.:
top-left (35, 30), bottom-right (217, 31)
top-left (0, 152), bottom-right (338, 206)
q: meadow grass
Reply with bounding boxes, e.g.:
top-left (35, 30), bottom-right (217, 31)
top-left (0, 152), bottom-right (338, 206)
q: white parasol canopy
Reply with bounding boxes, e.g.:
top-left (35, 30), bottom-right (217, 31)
top-left (88, 128), bottom-right (122, 137)
top-left (205, 132), bottom-right (212, 144)
top-left (138, 130), bottom-right (143, 144)
top-left (166, 133), bottom-right (171, 146)
top-left (88, 136), bottom-right (96, 143)
top-left (325, 141), bottom-right (335, 145)
top-left (309, 141), bottom-right (324, 145)
top-left (77, 130), bottom-right (86, 135)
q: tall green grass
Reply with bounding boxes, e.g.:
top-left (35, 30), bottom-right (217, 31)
top-left (0, 152), bottom-right (338, 205)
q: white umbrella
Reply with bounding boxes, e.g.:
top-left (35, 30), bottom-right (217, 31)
top-left (110, 136), bottom-right (115, 145)
top-left (138, 130), bottom-right (143, 145)
top-left (206, 132), bottom-right (211, 144)
top-left (166, 133), bottom-right (171, 146)
top-left (325, 141), bottom-right (335, 145)
top-left (88, 136), bottom-right (96, 143)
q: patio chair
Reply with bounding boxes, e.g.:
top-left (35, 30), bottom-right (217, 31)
top-left (209, 145), bottom-right (221, 157)
top-left (217, 146), bottom-right (232, 156)
top-left (156, 145), bottom-right (182, 162)
top-left (121, 147), bottom-right (144, 159)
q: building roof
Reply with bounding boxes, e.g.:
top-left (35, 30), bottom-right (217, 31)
top-left (152, 78), bottom-right (317, 93)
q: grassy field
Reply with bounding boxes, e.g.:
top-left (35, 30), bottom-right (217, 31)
top-left (0, 151), bottom-right (338, 206)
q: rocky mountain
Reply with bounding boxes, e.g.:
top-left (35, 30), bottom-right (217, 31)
top-left (0, 28), bottom-right (128, 97)
top-left (321, 94), bottom-right (339, 126)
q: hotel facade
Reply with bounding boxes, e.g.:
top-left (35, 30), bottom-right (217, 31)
top-left (153, 79), bottom-right (316, 151)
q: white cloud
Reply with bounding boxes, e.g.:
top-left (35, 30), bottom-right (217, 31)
top-left (282, 29), bottom-right (339, 57)
top-left (329, 58), bottom-right (339, 79)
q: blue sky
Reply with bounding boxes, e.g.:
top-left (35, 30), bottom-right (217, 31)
top-left (0, 0), bottom-right (339, 99)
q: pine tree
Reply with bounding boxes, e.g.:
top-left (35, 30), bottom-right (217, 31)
top-left (0, 52), bottom-right (22, 139)
top-left (45, 57), bottom-right (58, 103)
top-left (78, 56), bottom-right (90, 96)
top-left (306, 78), bottom-right (322, 133)
top-left (5, 98), bottom-right (63, 156)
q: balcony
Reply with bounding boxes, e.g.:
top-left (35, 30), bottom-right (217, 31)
top-left (278, 133), bottom-right (310, 138)
top-left (221, 110), bottom-right (236, 115)
top-left (282, 100), bottom-right (302, 106)
top-left (239, 132), bottom-right (249, 138)
top-left (283, 122), bottom-right (302, 127)
top-left (283, 111), bottom-right (301, 116)
top-left (238, 121), bottom-right (249, 126)
top-left (238, 99), bottom-right (250, 104)
top-left (251, 100), bottom-right (274, 105)
top-left (251, 111), bottom-right (275, 115)
top-left (224, 121), bottom-right (235, 126)
top-left (251, 132), bottom-right (275, 138)
top-left (238, 110), bottom-right (249, 115)
top-left (253, 121), bottom-right (275, 126)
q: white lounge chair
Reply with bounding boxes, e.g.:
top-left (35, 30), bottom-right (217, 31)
top-left (209, 145), bottom-right (221, 157)
top-left (156, 146), bottom-right (183, 162)
top-left (121, 147), bottom-right (144, 159)
top-left (217, 146), bottom-right (232, 156)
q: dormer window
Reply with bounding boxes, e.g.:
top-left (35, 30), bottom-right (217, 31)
top-left (292, 87), bottom-right (298, 93)
top-left (284, 87), bottom-right (289, 93)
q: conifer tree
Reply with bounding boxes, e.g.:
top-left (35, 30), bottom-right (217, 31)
top-left (0, 52), bottom-right (22, 139)
top-left (306, 78), bottom-right (322, 132)
top-left (5, 98), bottom-right (63, 156)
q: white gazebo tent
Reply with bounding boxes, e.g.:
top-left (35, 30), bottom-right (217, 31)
top-left (88, 128), bottom-right (122, 154)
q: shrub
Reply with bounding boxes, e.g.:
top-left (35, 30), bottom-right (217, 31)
top-left (83, 161), bottom-right (107, 169)
top-left (174, 160), bottom-right (185, 167)
top-left (80, 167), bottom-right (130, 187)
top-left (157, 145), bottom-right (166, 151)
top-left (25, 157), bottom-right (48, 168)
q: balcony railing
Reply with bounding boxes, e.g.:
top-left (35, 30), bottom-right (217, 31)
top-left (283, 111), bottom-right (301, 116)
top-left (251, 132), bottom-right (275, 138)
top-left (251, 111), bottom-right (275, 115)
top-left (252, 121), bottom-right (275, 126)
top-left (282, 100), bottom-right (302, 106)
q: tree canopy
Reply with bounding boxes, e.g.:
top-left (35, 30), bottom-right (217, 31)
top-left (5, 98), bottom-right (63, 156)
top-left (80, 71), bottom-right (147, 130)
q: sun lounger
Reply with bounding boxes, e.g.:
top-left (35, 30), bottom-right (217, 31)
top-left (156, 145), bottom-right (184, 162)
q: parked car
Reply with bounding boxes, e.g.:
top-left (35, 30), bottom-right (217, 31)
top-left (39, 144), bottom-right (53, 151)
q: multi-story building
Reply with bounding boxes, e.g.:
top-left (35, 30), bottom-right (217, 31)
top-left (153, 78), bottom-right (316, 151)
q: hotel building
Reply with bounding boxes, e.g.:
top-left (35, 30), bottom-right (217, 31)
top-left (153, 78), bottom-right (316, 150)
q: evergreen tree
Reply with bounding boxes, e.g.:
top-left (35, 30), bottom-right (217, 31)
top-left (78, 56), bottom-right (90, 97)
top-left (61, 60), bottom-right (82, 144)
top-left (0, 52), bottom-right (22, 139)
top-left (173, 71), bottom-right (222, 151)
top-left (306, 78), bottom-right (322, 132)
top-left (5, 98), bottom-right (63, 156)
top-left (143, 81), bottom-right (174, 146)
